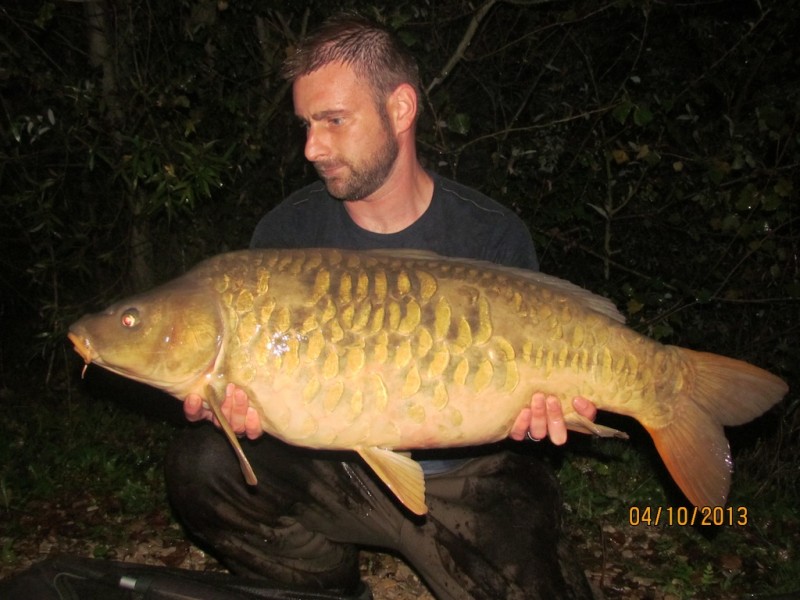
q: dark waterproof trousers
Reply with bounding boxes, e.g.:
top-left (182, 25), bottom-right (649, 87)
top-left (164, 425), bottom-right (594, 600)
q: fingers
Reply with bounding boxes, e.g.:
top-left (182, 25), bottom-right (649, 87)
top-left (514, 393), bottom-right (566, 445)
top-left (227, 383), bottom-right (249, 434)
top-left (184, 386), bottom-right (261, 439)
top-left (511, 394), bottom-right (598, 445)
top-left (225, 383), bottom-right (263, 440)
top-left (544, 395), bottom-right (567, 446)
top-left (244, 407), bottom-right (262, 440)
top-left (183, 394), bottom-right (207, 422)
top-left (527, 393), bottom-right (550, 442)
top-left (573, 395), bottom-right (597, 421)
top-left (509, 407), bottom-right (532, 441)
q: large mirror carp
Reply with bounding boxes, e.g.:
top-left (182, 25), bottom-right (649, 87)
top-left (69, 248), bottom-right (788, 515)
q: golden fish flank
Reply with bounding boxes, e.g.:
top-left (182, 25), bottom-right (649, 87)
top-left (217, 251), bottom-right (529, 446)
top-left (234, 248), bottom-right (652, 431)
top-left (68, 248), bottom-right (788, 517)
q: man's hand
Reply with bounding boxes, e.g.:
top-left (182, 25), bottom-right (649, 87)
top-left (509, 393), bottom-right (597, 446)
top-left (183, 383), bottom-right (263, 440)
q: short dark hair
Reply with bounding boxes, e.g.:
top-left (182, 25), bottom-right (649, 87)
top-left (281, 14), bottom-right (421, 108)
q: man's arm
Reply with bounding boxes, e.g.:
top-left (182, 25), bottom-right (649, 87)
top-left (184, 386), bottom-right (597, 445)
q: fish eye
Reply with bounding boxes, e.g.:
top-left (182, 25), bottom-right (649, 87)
top-left (121, 308), bottom-right (140, 328)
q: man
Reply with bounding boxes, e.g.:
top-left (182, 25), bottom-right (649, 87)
top-left (168, 14), bottom-right (597, 600)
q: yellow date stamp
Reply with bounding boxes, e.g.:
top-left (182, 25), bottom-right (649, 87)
top-left (628, 505), bottom-right (748, 527)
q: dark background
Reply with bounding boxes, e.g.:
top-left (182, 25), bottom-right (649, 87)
top-left (1, 1), bottom-right (798, 596)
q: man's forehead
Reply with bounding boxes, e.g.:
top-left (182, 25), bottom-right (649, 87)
top-left (293, 63), bottom-right (370, 112)
top-left (296, 60), bottom-right (363, 84)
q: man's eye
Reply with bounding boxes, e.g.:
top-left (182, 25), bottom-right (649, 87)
top-left (329, 118), bottom-right (344, 126)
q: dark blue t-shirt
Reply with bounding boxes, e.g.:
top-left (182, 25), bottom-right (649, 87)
top-left (250, 172), bottom-right (538, 272)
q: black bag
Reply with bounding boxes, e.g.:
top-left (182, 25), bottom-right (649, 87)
top-left (0, 555), bottom-right (372, 600)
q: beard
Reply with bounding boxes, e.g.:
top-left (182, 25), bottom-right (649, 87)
top-left (314, 118), bottom-right (399, 201)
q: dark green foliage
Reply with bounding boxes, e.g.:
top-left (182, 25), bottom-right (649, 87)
top-left (1, 0), bottom-right (798, 595)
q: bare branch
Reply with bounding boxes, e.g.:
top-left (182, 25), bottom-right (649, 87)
top-left (451, 104), bottom-right (618, 154)
top-left (425, 0), bottom-right (499, 95)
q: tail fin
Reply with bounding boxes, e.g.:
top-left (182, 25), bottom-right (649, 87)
top-left (645, 348), bottom-right (787, 507)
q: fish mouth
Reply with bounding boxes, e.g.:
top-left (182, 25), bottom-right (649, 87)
top-left (67, 331), bottom-right (94, 365)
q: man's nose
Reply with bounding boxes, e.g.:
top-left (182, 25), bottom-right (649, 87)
top-left (304, 125), bottom-right (327, 162)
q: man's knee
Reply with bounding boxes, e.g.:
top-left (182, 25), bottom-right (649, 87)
top-left (165, 426), bottom-right (231, 486)
top-left (163, 425), bottom-right (244, 529)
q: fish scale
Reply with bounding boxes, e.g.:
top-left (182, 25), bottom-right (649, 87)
top-left (216, 251), bottom-right (532, 449)
top-left (69, 247), bottom-right (788, 516)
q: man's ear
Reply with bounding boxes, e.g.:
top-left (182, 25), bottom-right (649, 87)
top-left (387, 83), bottom-right (418, 134)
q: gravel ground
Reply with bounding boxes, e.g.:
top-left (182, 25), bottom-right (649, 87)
top-left (3, 485), bottom-right (796, 600)
top-left (0, 488), bottom-right (688, 599)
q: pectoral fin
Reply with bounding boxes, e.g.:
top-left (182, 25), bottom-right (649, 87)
top-left (356, 446), bottom-right (427, 515)
top-left (565, 413), bottom-right (629, 439)
top-left (205, 385), bottom-right (258, 485)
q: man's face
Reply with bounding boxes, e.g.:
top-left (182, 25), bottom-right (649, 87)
top-left (293, 62), bottom-right (398, 201)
